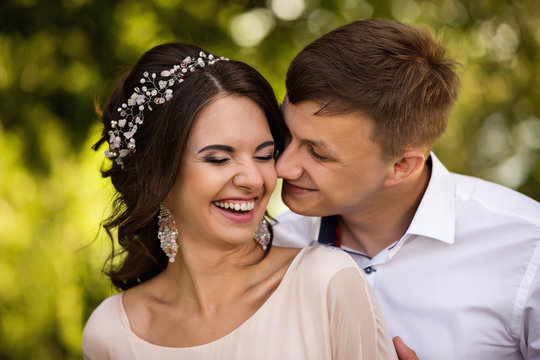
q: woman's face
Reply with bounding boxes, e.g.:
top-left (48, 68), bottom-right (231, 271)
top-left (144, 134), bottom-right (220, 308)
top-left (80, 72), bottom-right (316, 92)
top-left (166, 94), bottom-right (277, 250)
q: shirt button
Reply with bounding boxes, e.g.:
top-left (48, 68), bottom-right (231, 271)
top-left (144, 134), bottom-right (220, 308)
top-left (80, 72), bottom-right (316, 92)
top-left (363, 266), bottom-right (376, 274)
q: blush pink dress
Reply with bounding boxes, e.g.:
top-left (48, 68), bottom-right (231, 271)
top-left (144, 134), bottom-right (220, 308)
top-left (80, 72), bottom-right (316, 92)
top-left (82, 245), bottom-right (398, 359)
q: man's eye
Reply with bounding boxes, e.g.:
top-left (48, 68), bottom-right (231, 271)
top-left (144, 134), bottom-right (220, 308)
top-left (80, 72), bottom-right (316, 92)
top-left (309, 146), bottom-right (327, 160)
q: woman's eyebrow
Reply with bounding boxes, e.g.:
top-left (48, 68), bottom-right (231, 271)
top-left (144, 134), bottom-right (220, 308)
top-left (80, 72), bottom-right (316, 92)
top-left (197, 144), bottom-right (234, 154)
top-left (255, 141), bottom-right (275, 151)
top-left (198, 141), bottom-right (274, 154)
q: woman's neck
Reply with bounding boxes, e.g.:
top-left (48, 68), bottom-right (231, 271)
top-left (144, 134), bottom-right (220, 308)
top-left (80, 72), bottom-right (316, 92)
top-left (122, 245), bottom-right (299, 347)
top-left (155, 239), bottom-right (266, 313)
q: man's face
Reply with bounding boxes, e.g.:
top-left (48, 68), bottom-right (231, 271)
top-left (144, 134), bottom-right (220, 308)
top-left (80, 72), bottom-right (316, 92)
top-left (276, 97), bottom-right (394, 217)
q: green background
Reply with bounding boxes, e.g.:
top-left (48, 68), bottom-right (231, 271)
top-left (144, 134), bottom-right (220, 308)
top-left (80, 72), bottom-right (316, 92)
top-left (1, 0), bottom-right (539, 358)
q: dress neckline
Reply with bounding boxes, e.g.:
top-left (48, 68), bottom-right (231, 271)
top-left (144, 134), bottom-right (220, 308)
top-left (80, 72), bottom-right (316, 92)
top-left (118, 246), bottom-right (311, 349)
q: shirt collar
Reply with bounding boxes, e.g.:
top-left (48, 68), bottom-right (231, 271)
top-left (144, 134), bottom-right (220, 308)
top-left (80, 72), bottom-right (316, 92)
top-left (405, 152), bottom-right (455, 244)
top-left (316, 153), bottom-right (456, 246)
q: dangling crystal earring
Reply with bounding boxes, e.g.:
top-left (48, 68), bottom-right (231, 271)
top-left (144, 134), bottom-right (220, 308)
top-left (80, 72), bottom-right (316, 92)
top-left (253, 218), bottom-right (271, 251)
top-left (157, 205), bottom-right (179, 263)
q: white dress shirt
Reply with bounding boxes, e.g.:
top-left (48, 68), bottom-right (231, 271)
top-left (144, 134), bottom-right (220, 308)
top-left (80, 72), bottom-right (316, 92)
top-left (273, 153), bottom-right (540, 360)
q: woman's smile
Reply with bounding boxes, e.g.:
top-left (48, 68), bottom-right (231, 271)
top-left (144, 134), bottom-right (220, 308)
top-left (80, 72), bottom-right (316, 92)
top-left (212, 198), bottom-right (257, 223)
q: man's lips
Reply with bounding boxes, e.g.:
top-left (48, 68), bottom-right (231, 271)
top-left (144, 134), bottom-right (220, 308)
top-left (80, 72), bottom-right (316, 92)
top-left (282, 181), bottom-right (317, 195)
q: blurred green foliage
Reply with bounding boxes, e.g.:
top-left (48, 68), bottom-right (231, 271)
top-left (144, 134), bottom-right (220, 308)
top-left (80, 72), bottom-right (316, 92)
top-left (0, 0), bottom-right (539, 358)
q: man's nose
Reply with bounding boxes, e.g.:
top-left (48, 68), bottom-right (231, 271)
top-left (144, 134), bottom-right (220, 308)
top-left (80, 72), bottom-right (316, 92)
top-left (276, 142), bottom-right (303, 180)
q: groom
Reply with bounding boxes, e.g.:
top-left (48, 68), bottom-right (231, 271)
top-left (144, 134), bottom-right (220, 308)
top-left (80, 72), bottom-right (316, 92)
top-left (273, 18), bottom-right (540, 360)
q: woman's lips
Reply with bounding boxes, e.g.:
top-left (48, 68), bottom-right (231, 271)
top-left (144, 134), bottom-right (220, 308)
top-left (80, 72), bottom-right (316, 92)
top-left (212, 199), bottom-right (256, 223)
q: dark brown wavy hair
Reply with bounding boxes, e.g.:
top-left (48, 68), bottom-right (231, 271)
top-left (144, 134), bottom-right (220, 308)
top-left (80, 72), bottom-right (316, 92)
top-left (93, 43), bottom-right (285, 290)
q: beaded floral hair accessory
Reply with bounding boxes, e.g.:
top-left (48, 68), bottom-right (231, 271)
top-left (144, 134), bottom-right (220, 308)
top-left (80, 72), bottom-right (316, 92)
top-left (104, 51), bottom-right (229, 167)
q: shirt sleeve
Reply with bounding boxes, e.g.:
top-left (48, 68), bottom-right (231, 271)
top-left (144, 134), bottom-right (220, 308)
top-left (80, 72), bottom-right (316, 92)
top-left (520, 244), bottom-right (540, 359)
top-left (327, 267), bottom-right (398, 360)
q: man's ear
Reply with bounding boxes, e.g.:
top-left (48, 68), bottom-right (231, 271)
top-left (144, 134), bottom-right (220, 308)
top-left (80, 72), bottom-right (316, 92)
top-left (383, 150), bottom-right (426, 186)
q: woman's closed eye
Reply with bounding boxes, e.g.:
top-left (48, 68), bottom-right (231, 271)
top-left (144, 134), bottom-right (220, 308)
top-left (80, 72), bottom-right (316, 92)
top-left (254, 141), bottom-right (275, 161)
top-left (254, 151), bottom-right (274, 161)
top-left (203, 152), bottom-right (273, 164)
top-left (204, 156), bottom-right (230, 164)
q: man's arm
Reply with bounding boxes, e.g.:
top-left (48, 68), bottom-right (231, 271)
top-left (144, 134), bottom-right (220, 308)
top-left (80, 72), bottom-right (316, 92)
top-left (520, 249), bottom-right (540, 359)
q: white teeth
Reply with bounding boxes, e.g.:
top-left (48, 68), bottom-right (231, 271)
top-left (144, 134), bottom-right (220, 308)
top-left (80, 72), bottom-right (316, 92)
top-left (214, 201), bottom-right (255, 212)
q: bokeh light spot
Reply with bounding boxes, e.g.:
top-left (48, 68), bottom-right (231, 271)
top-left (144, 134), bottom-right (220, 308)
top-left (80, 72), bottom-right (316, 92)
top-left (230, 9), bottom-right (274, 48)
top-left (270, 0), bottom-right (305, 21)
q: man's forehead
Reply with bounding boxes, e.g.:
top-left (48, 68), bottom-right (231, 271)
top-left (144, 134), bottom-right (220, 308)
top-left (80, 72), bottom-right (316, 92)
top-left (282, 99), bottom-right (376, 153)
top-left (283, 100), bottom-right (369, 131)
top-left (282, 110), bottom-right (341, 155)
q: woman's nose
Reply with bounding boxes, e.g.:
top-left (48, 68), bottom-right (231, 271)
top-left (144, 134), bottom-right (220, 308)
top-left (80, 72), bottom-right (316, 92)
top-left (233, 161), bottom-right (264, 190)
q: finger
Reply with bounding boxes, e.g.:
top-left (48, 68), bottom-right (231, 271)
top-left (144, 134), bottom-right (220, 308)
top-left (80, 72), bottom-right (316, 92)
top-left (393, 336), bottom-right (418, 360)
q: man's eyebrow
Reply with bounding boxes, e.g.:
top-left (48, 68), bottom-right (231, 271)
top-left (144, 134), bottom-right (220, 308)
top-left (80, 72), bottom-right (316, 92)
top-left (197, 144), bottom-right (234, 154)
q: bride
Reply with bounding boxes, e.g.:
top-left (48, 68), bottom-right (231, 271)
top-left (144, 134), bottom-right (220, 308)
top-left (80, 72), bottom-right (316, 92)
top-left (82, 42), bottom-right (398, 360)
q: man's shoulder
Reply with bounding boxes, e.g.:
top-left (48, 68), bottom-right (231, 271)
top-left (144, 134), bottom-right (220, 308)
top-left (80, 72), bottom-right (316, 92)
top-left (272, 211), bottom-right (321, 248)
top-left (275, 210), bottom-right (320, 225)
top-left (451, 172), bottom-right (540, 226)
